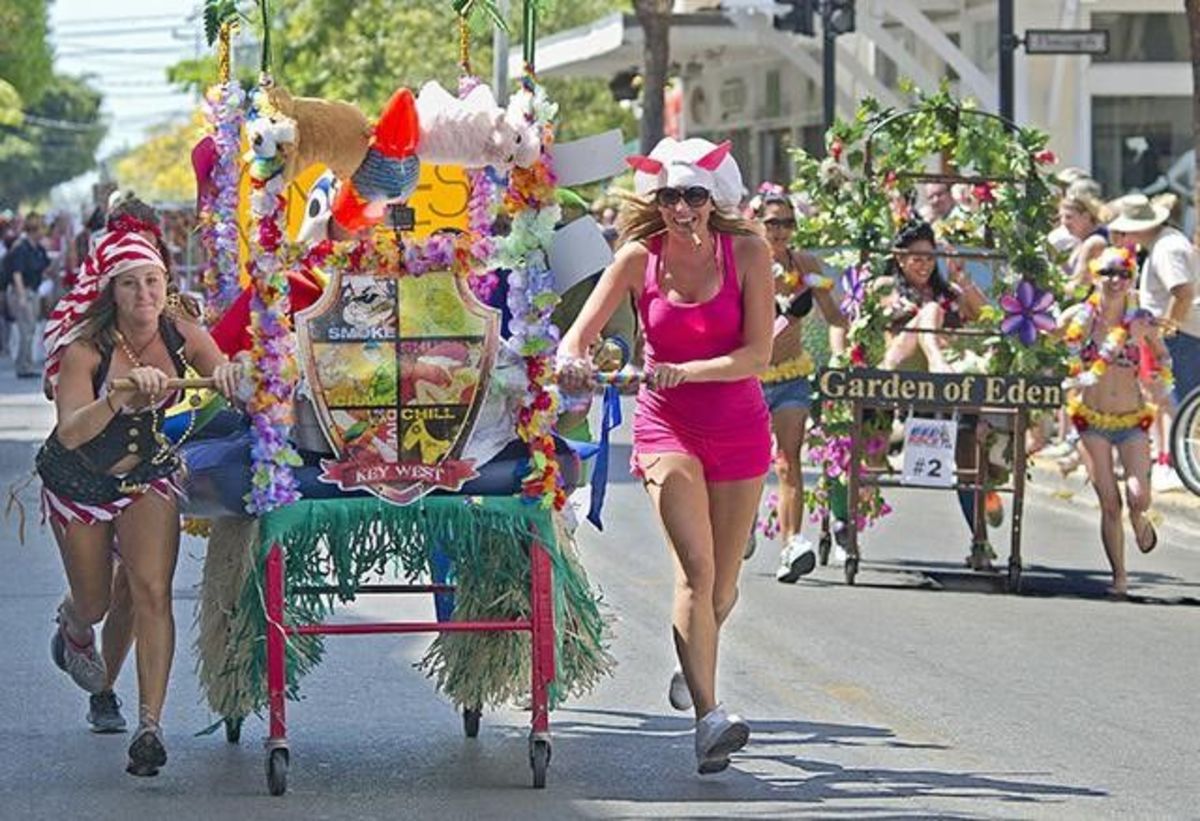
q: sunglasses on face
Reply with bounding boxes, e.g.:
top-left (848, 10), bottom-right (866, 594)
top-left (655, 186), bottom-right (711, 208)
top-left (763, 217), bottom-right (797, 229)
top-left (1100, 269), bottom-right (1134, 280)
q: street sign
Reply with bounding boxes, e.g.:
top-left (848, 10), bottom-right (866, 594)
top-left (1023, 29), bottom-right (1109, 56)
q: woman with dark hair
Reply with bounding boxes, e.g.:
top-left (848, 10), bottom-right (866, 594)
top-left (874, 220), bottom-right (1002, 568)
top-left (38, 227), bottom-right (240, 776)
top-left (557, 138), bottom-right (773, 774)
top-left (751, 190), bottom-right (846, 581)
top-left (878, 219), bottom-right (986, 372)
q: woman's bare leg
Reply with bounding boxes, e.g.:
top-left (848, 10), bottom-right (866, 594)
top-left (637, 453), bottom-right (719, 719)
top-left (53, 519), bottom-right (115, 641)
top-left (113, 492), bottom-right (180, 726)
top-left (709, 475), bottom-right (767, 631)
top-left (1118, 433), bottom-right (1154, 553)
top-left (1080, 435), bottom-right (1126, 594)
top-left (770, 406), bottom-right (808, 545)
top-left (101, 563), bottom-right (135, 691)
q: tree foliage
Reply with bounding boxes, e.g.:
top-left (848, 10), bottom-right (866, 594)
top-left (0, 75), bottom-right (107, 209)
top-left (111, 114), bottom-right (205, 205)
top-left (0, 0), bottom-right (54, 106)
top-left (168, 0), bottom-right (634, 140)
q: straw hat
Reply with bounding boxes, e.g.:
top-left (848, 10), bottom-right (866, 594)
top-left (1053, 166), bottom-right (1090, 188)
top-left (1107, 193), bottom-right (1169, 233)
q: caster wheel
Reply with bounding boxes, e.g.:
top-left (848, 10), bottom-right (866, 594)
top-left (1007, 562), bottom-right (1022, 593)
top-left (463, 706), bottom-right (482, 738)
top-left (818, 534), bottom-right (831, 566)
top-left (844, 556), bottom-right (859, 586)
top-left (529, 738), bottom-right (551, 789)
top-left (266, 748), bottom-right (289, 796)
top-left (224, 716), bottom-right (242, 744)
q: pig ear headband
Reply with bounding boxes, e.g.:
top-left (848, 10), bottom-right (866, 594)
top-left (626, 139), bottom-right (742, 208)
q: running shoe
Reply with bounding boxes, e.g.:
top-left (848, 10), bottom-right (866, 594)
top-left (775, 535), bottom-right (817, 583)
top-left (51, 613), bottom-right (107, 695)
top-left (88, 691), bottom-right (127, 734)
top-left (694, 704), bottom-right (749, 775)
top-left (668, 668), bottom-right (692, 712)
top-left (126, 724), bottom-right (167, 777)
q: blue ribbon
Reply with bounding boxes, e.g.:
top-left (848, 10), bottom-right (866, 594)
top-left (587, 385), bottom-right (622, 530)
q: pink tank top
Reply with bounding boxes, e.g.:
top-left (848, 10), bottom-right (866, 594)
top-left (634, 232), bottom-right (768, 435)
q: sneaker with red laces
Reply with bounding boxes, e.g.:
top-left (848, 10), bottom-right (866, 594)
top-left (51, 613), bottom-right (107, 695)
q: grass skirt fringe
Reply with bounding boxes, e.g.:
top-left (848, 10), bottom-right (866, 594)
top-left (196, 497), bottom-right (612, 720)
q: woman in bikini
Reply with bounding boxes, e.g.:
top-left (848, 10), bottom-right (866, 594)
top-left (751, 190), bottom-right (846, 581)
top-left (38, 228), bottom-right (240, 776)
top-left (557, 138), bottom-right (773, 775)
top-left (1061, 245), bottom-right (1169, 596)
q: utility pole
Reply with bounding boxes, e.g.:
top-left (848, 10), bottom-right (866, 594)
top-left (822, 5), bottom-right (836, 138)
top-left (998, 0), bottom-right (1015, 123)
top-left (820, 1), bottom-right (855, 141)
top-left (494, 0), bottom-right (511, 104)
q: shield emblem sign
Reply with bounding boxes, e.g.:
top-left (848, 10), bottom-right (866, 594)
top-left (295, 263), bottom-right (501, 505)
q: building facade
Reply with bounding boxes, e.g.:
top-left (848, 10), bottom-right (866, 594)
top-left (525, 0), bottom-right (1193, 225)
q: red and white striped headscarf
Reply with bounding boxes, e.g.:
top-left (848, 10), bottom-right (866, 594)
top-left (43, 230), bottom-right (167, 389)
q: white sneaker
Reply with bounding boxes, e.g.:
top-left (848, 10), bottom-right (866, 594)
top-left (668, 667), bottom-right (692, 712)
top-left (828, 541), bottom-right (847, 567)
top-left (775, 535), bottom-right (816, 583)
top-left (1152, 463), bottom-right (1184, 493)
top-left (694, 704), bottom-right (749, 774)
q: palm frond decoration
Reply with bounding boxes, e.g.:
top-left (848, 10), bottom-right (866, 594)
top-left (203, 0), bottom-right (245, 47)
top-left (451, 0), bottom-right (510, 33)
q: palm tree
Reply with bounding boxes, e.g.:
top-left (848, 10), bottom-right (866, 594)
top-left (634, 0), bottom-right (673, 152)
top-left (1186, 0), bottom-right (1200, 245)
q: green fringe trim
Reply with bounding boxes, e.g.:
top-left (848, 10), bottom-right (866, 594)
top-left (214, 496), bottom-right (612, 718)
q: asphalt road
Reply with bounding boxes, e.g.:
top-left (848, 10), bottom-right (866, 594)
top-left (0, 385), bottom-right (1197, 820)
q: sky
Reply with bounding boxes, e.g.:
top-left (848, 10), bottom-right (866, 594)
top-left (48, 0), bottom-right (203, 158)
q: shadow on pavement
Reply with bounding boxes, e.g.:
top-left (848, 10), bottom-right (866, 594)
top-left (540, 707), bottom-right (1107, 809)
top-left (810, 559), bottom-right (1200, 606)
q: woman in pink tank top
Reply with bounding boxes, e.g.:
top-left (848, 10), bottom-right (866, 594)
top-left (557, 138), bottom-right (774, 775)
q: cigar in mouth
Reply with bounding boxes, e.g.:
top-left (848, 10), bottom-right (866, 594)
top-left (690, 229), bottom-right (702, 248)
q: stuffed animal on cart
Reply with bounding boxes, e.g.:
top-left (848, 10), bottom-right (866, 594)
top-left (267, 86), bottom-right (373, 182)
top-left (330, 88), bottom-right (422, 233)
top-left (414, 81), bottom-right (540, 170)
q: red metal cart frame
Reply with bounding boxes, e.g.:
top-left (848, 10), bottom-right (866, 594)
top-left (260, 532), bottom-right (556, 795)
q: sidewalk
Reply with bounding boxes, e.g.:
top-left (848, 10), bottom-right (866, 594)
top-left (1025, 451), bottom-right (1200, 548)
top-left (0, 368), bottom-right (53, 442)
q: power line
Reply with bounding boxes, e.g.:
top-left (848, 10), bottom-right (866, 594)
top-left (55, 13), bottom-right (187, 26)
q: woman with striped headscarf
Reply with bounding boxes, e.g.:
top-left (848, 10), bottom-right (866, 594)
top-left (37, 227), bottom-right (240, 777)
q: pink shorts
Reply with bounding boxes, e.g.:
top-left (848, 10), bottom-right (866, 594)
top-left (632, 398), bottom-right (771, 483)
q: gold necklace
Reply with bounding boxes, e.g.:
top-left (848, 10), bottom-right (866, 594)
top-left (111, 326), bottom-right (201, 464)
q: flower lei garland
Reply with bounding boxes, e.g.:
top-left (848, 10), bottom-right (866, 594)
top-left (499, 78), bottom-right (565, 510)
top-left (243, 85), bottom-right (302, 514)
top-left (1062, 292), bottom-right (1139, 389)
top-left (199, 81), bottom-right (245, 322)
top-left (291, 230), bottom-right (478, 279)
top-left (1067, 395), bottom-right (1156, 433)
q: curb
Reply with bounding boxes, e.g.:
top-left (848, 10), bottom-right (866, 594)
top-left (1024, 455), bottom-right (1200, 539)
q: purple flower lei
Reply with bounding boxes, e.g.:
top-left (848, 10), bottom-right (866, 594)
top-left (243, 86), bottom-right (301, 514)
top-left (200, 81), bottom-right (245, 321)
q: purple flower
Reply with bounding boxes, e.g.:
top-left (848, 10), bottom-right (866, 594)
top-left (840, 266), bottom-right (867, 317)
top-left (1000, 280), bottom-right (1056, 346)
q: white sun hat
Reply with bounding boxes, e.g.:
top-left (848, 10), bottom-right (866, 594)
top-left (1107, 193), bottom-right (1170, 233)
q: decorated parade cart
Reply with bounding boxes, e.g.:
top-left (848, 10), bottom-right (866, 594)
top-left (167, 2), bottom-right (619, 795)
top-left (791, 86), bottom-right (1069, 590)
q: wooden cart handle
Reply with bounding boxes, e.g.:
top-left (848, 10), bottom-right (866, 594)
top-left (109, 377), bottom-right (216, 392)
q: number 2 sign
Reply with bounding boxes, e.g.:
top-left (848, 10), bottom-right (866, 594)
top-left (901, 417), bottom-right (958, 488)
